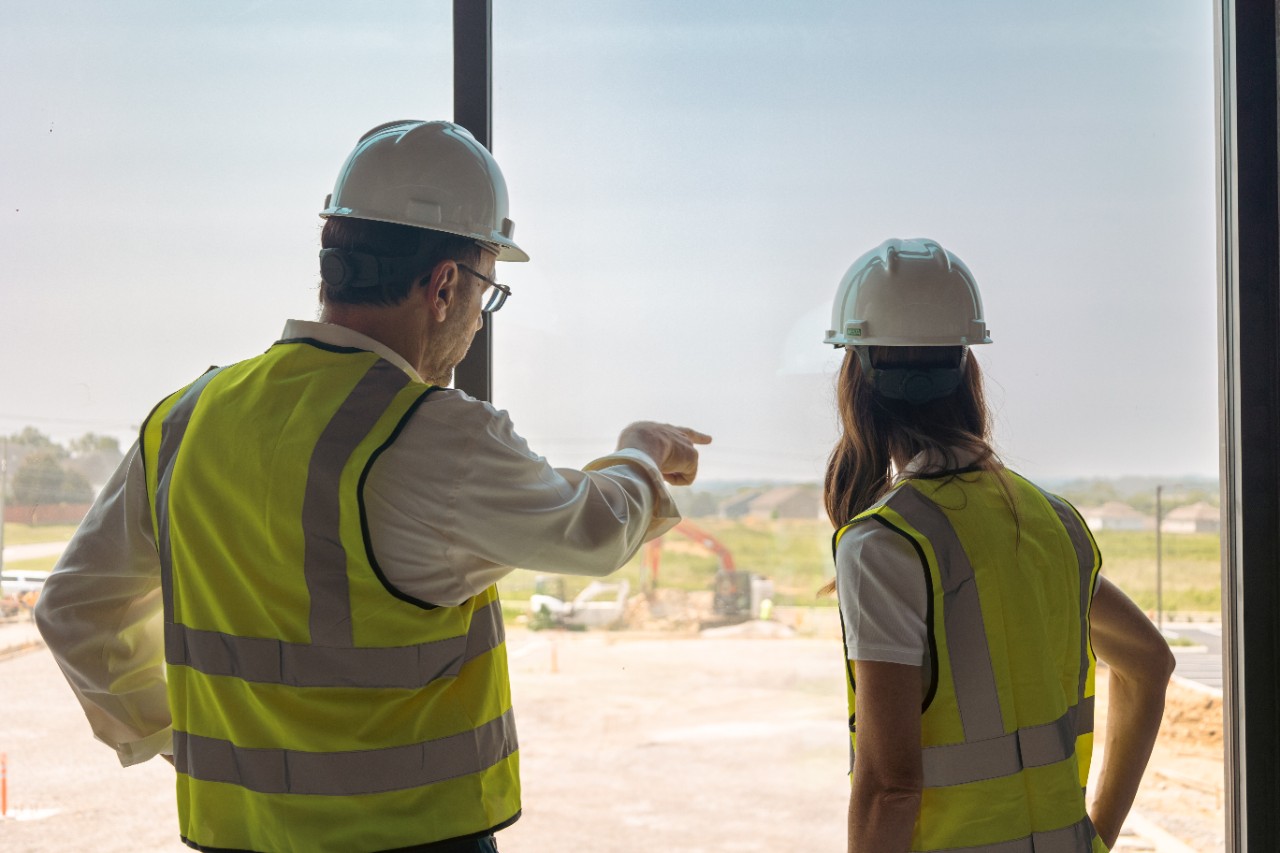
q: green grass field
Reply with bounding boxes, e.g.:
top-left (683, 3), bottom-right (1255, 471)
top-left (1092, 529), bottom-right (1221, 613)
top-left (498, 517), bottom-right (836, 608)
top-left (1, 523), bottom-right (78, 577)
top-left (3, 555), bottom-right (59, 574)
top-left (3, 522), bottom-right (80, 546)
top-left (499, 519), bottom-right (1223, 615)
top-left (3, 519), bottom-right (1218, 615)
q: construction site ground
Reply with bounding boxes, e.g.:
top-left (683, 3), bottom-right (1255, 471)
top-left (0, 613), bottom-right (1224, 852)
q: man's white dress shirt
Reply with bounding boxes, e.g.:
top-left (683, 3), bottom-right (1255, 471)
top-left (36, 320), bottom-right (679, 765)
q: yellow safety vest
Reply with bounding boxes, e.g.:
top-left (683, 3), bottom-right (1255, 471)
top-left (835, 470), bottom-right (1106, 853)
top-left (141, 338), bottom-right (520, 853)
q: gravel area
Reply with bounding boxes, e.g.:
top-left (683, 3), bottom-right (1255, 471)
top-left (0, 621), bottom-right (1219, 852)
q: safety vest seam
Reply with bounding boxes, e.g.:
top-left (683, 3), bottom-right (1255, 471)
top-left (863, 513), bottom-right (939, 713)
top-left (358, 384), bottom-right (443, 610)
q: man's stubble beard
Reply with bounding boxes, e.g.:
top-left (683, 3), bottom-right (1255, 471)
top-left (423, 314), bottom-right (478, 387)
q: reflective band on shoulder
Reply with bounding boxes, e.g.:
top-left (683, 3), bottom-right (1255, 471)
top-left (303, 360), bottom-right (412, 647)
top-left (173, 707), bottom-right (519, 796)
top-left (925, 814), bottom-right (1097, 853)
top-left (922, 701), bottom-right (1084, 788)
top-left (886, 486), bottom-right (1005, 742)
top-left (156, 367), bottom-right (227, 619)
top-left (1033, 487), bottom-right (1098, 738)
top-left (164, 597), bottom-right (505, 688)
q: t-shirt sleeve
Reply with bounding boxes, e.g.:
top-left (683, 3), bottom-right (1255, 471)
top-left (836, 520), bottom-right (929, 666)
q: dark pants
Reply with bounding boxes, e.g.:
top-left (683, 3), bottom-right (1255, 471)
top-left (387, 835), bottom-right (498, 853)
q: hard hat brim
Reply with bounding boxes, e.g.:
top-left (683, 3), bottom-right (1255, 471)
top-left (319, 210), bottom-right (530, 263)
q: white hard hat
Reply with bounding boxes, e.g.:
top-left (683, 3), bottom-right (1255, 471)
top-left (823, 238), bottom-right (990, 347)
top-left (320, 120), bottom-right (528, 262)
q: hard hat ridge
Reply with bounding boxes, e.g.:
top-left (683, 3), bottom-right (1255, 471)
top-left (320, 120), bottom-right (528, 262)
top-left (823, 237), bottom-right (991, 349)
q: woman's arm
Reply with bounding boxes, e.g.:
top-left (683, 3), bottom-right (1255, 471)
top-left (1087, 576), bottom-right (1175, 847)
top-left (848, 659), bottom-right (924, 853)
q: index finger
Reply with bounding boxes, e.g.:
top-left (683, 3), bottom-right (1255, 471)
top-left (675, 427), bottom-right (713, 445)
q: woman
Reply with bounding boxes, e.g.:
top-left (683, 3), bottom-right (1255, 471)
top-left (822, 239), bottom-right (1173, 853)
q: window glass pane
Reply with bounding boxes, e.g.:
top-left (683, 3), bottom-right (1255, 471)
top-left (491, 2), bottom-right (1222, 851)
top-left (1, 2), bottom-right (1222, 850)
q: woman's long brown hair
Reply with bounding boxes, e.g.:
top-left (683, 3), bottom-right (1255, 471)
top-left (823, 345), bottom-right (1001, 528)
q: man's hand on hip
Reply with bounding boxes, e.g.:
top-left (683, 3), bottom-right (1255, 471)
top-left (616, 422), bottom-right (712, 486)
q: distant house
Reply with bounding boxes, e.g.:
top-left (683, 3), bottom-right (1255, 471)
top-left (718, 490), bottom-right (764, 519)
top-left (1078, 501), bottom-right (1152, 532)
top-left (1161, 501), bottom-right (1220, 534)
top-left (745, 486), bottom-right (823, 520)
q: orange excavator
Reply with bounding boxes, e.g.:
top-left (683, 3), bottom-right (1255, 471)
top-left (643, 520), bottom-right (773, 621)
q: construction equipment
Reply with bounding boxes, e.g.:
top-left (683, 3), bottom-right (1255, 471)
top-left (0, 570), bottom-right (44, 620)
top-left (643, 521), bottom-right (774, 623)
top-left (528, 576), bottom-right (631, 630)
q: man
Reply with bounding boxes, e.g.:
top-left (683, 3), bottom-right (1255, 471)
top-left (36, 119), bottom-right (710, 853)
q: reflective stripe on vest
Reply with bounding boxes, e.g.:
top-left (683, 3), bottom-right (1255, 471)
top-left (886, 486), bottom-right (1005, 744)
top-left (154, 366), bottom-right (226, 622)
top-left (302, 360), bottom-right (416, 645)
top-left (163, 596), bottom-right (506, 689)
top-left (927, 814), bottom-right (1096, 853)
top-left (173, 707), bottom-right (518, 796)
top-left (875, 485), bottom-right (1099, 789)
top-left (1035, 486), bottom-right (1099, 751)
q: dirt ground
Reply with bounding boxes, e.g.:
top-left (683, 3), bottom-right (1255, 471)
top-left (1094, 667), bottom-right (1225, 852)
top-left (0, 619), bottom-right (1225, 852)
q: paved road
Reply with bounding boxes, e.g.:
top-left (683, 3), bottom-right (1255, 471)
top-left (1163, 622), bottom-right (1223, 693)
top-left (2, 540), bottom-right (68, 564)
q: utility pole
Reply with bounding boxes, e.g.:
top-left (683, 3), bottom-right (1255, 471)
top-left (1155, 484), bottom-right (1163, 633)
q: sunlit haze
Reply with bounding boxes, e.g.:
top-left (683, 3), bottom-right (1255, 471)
top-left (1, 1), bottom-right (1217, 484)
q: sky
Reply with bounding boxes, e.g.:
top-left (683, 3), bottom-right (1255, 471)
top-left (0, 0), bottom-right (1218, 484)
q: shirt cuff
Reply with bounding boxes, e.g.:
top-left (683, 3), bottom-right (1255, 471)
top-left (583, 448), bottom-right (680, 539)
top-left (109, 727), bottom-right (173, 768)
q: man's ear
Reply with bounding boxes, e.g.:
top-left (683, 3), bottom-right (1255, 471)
top-left (423, 260), bottom-right (460, 322)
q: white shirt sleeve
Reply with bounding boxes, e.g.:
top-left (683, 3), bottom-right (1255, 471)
top-left (836, 519), bottom-right (930, 666)
top-left (360, 389), bottom-right (680, 607)
top-left (34, 383), bottom-right (680, 762)
top-left (34, 442), bottom-right (174, 766)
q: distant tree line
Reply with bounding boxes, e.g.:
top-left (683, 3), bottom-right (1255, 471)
top-left (671, 475), bottom-right (1221, 523)
top-left (3, 427), bottom-right (123, 506)
top-left (1054, 477), bottom-right (1219, 515)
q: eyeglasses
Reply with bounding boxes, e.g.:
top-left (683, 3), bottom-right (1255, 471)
top-left (457, 263), bottom-right (511, 314)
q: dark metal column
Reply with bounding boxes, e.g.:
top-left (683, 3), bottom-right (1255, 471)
top-left (1216, 0), bottom-right (1280, 848)
top-left (452, 0), bottom-right (493, 401)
